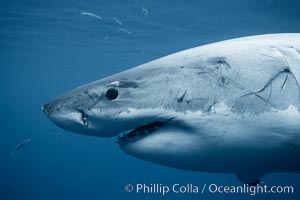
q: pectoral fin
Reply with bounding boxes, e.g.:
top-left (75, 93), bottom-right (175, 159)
top-left (235, 171), bottom-right (265, 185)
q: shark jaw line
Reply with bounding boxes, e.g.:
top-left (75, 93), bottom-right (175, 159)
top-left (114, 109), bottom-right (196, 145)
top-left (116, 121), bottom-right (167, 144)
top-left (110, 108), bottom-right (188, 144)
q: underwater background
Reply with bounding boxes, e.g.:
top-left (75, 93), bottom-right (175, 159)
top-left (1, 0), bottom-right (300, 199)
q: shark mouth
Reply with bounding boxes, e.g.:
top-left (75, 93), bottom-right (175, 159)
top-left (116, 121), bottom-right (166, 144)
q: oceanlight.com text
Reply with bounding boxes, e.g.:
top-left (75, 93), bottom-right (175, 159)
top-left (124, 183), bottom-right (294, 196)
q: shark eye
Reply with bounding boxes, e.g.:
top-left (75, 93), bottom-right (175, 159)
top-left (106, 88), bottom-right (118, 100)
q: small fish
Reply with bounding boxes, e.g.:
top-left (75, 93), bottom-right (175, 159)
top-left (80, 12), bottom-right (103, 20)
top-left (118, 28), bottom-right (132, 35)
top-left (11, 138), bottom-right (32, 159)
top-left (104, 35), bottom-right (109, 40)
top-left (113, 17), bottom-right (122, 25)
top-left (141, 7), bottom-right (149, 17)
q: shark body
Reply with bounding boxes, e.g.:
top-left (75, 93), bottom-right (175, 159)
top-left (43, 34), bottom-right (300, 184)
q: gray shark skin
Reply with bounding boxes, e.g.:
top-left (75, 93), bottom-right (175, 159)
top-left (43, 34), bottom-right (300, 184)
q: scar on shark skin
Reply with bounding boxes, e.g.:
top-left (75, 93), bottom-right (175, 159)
top-left (106, 81), bottom-right (140, 88)
top-left (239, 68), bottom-right (297, 105)
top-left (177, 90), bottom-right (187, 103)
top-left (207, 57), bottom-right (231, 69)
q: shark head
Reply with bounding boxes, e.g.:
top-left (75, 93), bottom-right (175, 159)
top-left (43, 55), bottom-right (202, 163)
top-left (45, 57), bottom-right (209, 176)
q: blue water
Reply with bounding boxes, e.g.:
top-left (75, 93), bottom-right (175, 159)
top-left (1, 0), bottom-right (300, 199)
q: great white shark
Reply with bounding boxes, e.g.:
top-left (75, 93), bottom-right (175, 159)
top-left (43, 33), bottom-right (300, 184)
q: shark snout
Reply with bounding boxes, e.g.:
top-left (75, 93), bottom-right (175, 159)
top-left (42, 100), bottom-right (89, 134)
top-left (42, 98), bottom-right (65, 117)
